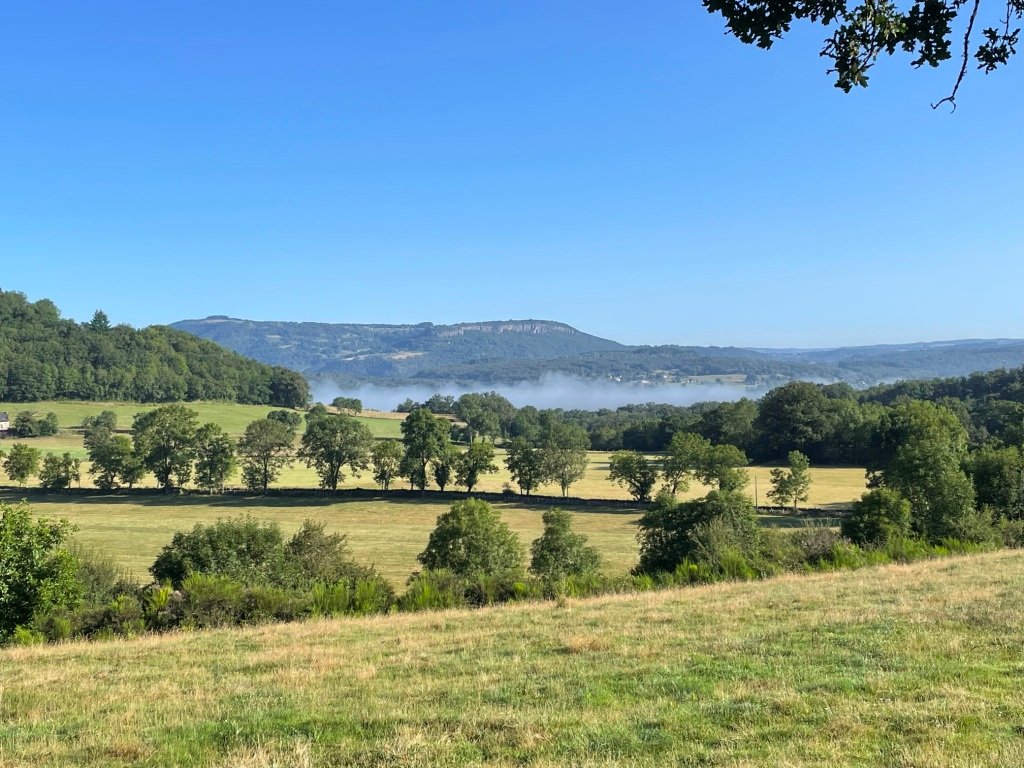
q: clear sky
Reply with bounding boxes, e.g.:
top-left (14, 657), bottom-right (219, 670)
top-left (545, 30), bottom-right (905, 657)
top-left (2, 1), bottom-right (1022, 348)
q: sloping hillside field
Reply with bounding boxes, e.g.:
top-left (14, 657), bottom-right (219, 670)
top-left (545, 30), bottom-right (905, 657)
top-left (2, 551), bottom-right (1022, 767)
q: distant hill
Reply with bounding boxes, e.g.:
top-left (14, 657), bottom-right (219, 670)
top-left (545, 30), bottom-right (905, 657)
top-left (170, 317), bottom-right (628, 382)
top-left (0, 290), bottom-right (308, 406)
top-left (171, 315), bottom-right (1024, 389)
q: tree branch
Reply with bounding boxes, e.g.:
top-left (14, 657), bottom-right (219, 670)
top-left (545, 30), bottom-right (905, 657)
top-left (932, 0), bottom-right (983, 110)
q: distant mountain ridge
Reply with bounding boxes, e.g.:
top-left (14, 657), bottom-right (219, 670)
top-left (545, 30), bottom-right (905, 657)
top-left (170, 315), bottom-right (1024, 388)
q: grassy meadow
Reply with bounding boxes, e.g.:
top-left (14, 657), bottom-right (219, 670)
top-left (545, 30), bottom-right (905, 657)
top-left (0, 492), bottom-right (645, 585)
top-left (0, 400), bottom-right (868, 504)
top-left (0, 400), bottom-right (868, 586)
top-left (2, 550), bottom-right (1022, 766)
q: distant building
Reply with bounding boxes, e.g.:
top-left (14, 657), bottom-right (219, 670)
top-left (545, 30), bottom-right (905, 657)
top-left (0, 412), bottom-right (8, 435)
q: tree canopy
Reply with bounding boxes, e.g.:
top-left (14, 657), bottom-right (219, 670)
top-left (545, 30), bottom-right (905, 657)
top-left (703, 0), bottom-right (1021, 108)
top-left (0, 289), bottom-right (309, 406)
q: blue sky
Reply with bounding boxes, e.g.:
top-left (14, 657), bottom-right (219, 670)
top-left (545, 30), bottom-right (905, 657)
top-left (2, 1), bottom-right (1022, 347)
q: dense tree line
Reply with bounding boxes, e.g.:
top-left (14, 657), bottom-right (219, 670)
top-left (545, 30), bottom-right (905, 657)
top-left (401, 366), bottom-right (1024, 470)
top-left (0, 290), bottom-right (309, 406)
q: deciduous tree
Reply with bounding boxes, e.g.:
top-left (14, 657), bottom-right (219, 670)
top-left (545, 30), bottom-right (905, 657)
top-left (370, 440), bottom-right (403, 491)
top-left (132, 405), bottom-right (200, 491)
top-left (194, 423), bottom-right (237, 493)
top-left (608, 450), bottom-right (659, 502)
top-left (298, 414), bottom-right (373, 491)
top-left (768, 450), bottom-right (812, 512)
top-left (237, 419), bottom-right (294, 494)
top-left (456, 441), bottom-right (498, 492)
top-left (400, 408), bottom-right (450, 492)
top-left (530, 508), bottom-right (601, 581)
top-left (3, 444), bottom-right (42, 487)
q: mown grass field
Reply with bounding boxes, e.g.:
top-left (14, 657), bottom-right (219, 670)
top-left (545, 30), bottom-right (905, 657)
top-left (2, 550), bottom-right (1022, 767)
top-left (1, 400), bottom-right (868, 504)
top-left (1, 492), bottom-right (645, 585)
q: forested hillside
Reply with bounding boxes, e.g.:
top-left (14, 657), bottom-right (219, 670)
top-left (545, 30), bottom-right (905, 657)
top-left (0, 291), bottom-right (308, 406)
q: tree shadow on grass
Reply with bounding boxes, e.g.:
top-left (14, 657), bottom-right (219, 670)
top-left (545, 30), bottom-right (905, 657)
top-left (0, 488), bottom-right (643, 516)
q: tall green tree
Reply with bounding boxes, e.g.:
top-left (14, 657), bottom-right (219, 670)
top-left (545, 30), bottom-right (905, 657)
top-left (3, 444), bottom-right (42, 487)
top-left (541, 420), bottom-right (590, 498)
top-left (869, 400), bottom-right (981, 542)
top-left (608, 450), bottom-right (659, 502)
top-left (662, 432), bottom-right (710, 495)
top-left (768, 450), bottom-right (812, 512)
top-left (298, 414), bottom-right (374, 491)
top-left (132, 405), bottom-right (200, 491)
top-left (431, 445), bottom-right (459, 492)
top-left (370, 440), bottom-right (404, 491)
top-left (400, 408), bottom-right (450, 492)
top-left (456, 441), bottom-right (498, 493)
top-left (193, 423), bottom-right (237, 493)
top-left (38, 453), bottom-right (80, 492)
top-left (695, 443), bottom-right (749, 493)
top-left (237, 419), bottom-right (294, 493)
top-left (966, 445), bottom-right (1024, 520)
top-left (504, 437), bottom-right (545, 496)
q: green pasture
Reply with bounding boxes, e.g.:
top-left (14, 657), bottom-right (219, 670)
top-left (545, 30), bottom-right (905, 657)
top-left (2, 550), bottom-right (1021, 766)
top-left (0, 492), bottom-right (838, 587)
top-left (0, 400), bottom-right (403, 439)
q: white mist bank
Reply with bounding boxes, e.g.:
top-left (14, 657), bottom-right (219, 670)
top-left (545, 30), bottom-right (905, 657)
top-left (312, 373), bottom-right (772, 412)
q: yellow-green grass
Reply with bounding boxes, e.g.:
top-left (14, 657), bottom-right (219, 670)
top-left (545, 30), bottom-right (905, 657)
top-left (0, 490), bottom-right (843, 587)
top-left (0, 400), bottom-right (403, 439)
top-left (3, 551), bottom-right (1022, 767)
top-left (1, 492), bottom-right (643, 585)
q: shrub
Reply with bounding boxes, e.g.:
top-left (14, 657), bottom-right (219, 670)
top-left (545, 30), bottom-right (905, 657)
top-left (144, 584), bottom-right (182, 631)
top-left (999, 518), bottom-right (1024, 548)
top-left (241, 585), bottom-right (303, 623)
top-left (398, 569), bottom-right (467, 612)
top-left (151, 517), bottom-right (288, 588)
top-left (791, 524), bottom-right (844, 565)
top-left (635, 490), bottom-right (759, 575)
top-left (0, 501), bottom-right (80, 643)
top-left (309, 581), bottom-right (351, 617)
top-left (842, 489), bottom-right (913, 546)
top-left (182, 573), bottom-right (245, 627)
top-left (418, 499), bottom-right (524, 580)
top-left (284, 520), bottom-right (377, 588)
top-left (350, 576), bottom-right (394, 615)
top-left (530, 508), bottom-right (602, 582)
top-left (756, 529), bottom-right (806, 572)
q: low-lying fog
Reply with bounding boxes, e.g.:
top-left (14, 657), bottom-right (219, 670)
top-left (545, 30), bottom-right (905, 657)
top-left (312, 373), bottom-right (772, 412)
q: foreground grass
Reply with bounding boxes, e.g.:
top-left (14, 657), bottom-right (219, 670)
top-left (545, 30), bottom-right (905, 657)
top-left (2, 550), bottom-right (1022, 767)
top-left (0, 492), bottom-right (645, 585)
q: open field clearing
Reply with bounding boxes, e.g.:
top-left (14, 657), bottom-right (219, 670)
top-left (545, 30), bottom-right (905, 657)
top-left (0, 492), bottom-right (646, 585)
top-left (2, 550), bottom-right (1022, 767)
top-left (0, 400), bottom-right (404, 439)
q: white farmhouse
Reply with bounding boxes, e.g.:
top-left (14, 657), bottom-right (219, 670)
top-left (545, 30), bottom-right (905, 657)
top-left (0, 412), bottom-right (8, 434)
